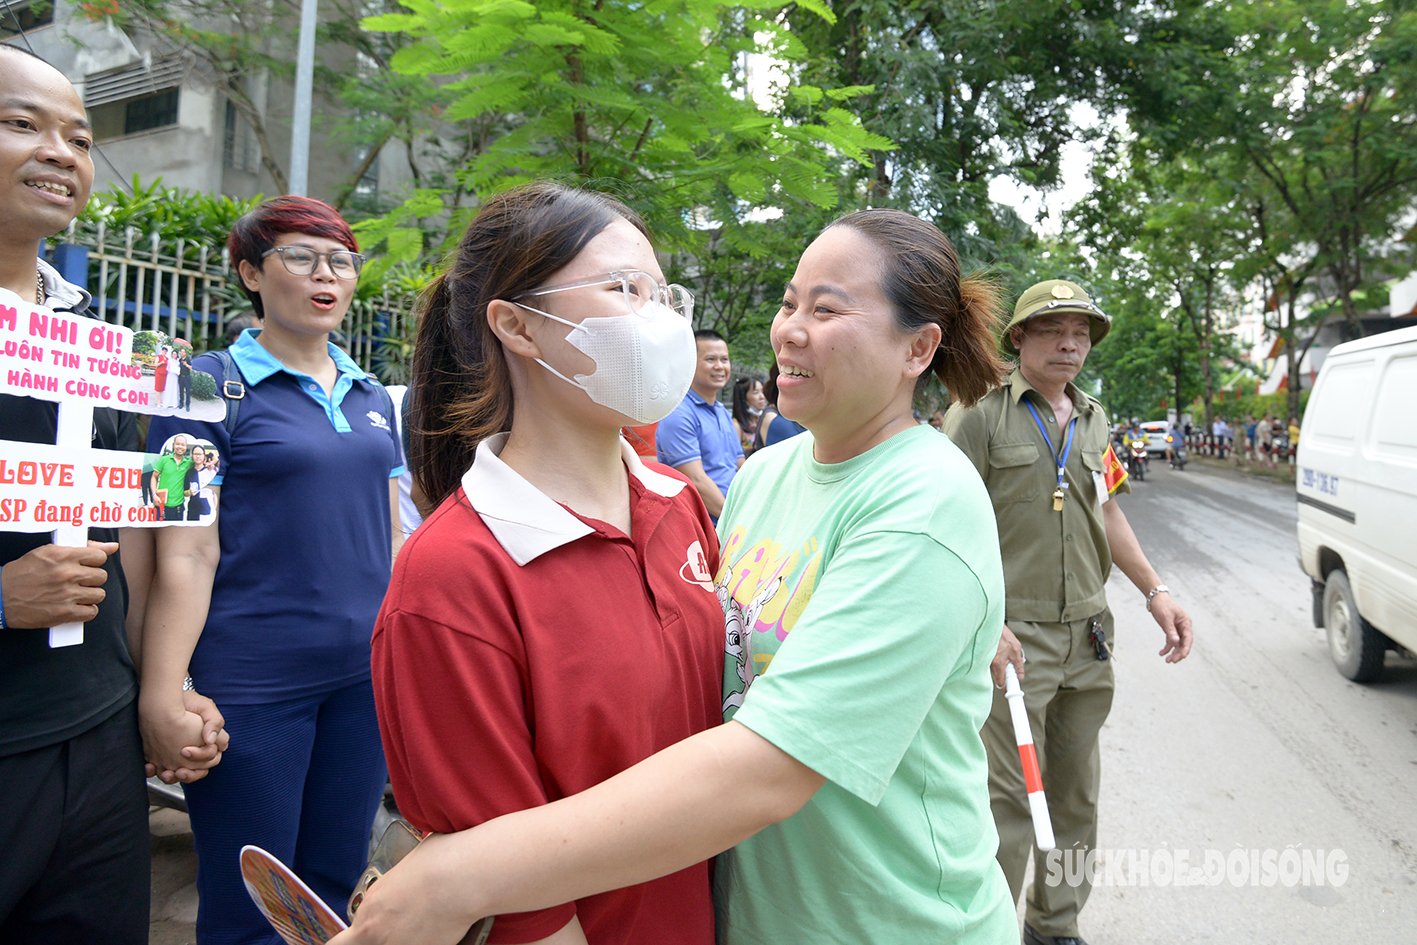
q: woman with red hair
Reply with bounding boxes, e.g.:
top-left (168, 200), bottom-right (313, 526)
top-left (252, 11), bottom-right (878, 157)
top-left (143, 195), bottom-right (403, 944)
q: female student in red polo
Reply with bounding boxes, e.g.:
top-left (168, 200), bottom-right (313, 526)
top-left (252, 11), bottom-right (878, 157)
top-left (370, 182), bottom-right (721, 944)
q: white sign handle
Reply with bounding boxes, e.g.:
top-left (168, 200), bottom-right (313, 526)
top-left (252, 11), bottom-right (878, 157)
top-left (48, 399), bottom-right (94, 648)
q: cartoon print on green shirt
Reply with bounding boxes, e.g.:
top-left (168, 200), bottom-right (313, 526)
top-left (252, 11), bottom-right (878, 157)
top-left (716, 522), bottom-right (825, 717)
top-left (719, 572), bottom-right (783, 716)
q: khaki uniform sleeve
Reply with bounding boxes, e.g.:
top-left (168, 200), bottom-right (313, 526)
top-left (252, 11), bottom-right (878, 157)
top-left (1089, 400), bottom-right (1131, 498)
top-left (941, 401), bottom-right (991, 481)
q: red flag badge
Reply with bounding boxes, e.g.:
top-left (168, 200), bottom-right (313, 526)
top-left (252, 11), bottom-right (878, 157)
top-left (1102, 443), bottom-right (1129, 494)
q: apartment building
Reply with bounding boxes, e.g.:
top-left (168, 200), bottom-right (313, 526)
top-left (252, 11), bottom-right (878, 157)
top-left (2, 0), bottom-right (411, 204)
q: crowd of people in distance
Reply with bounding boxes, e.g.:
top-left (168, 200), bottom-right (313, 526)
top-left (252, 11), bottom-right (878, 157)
top-left (1205, 413), bottom-right (1301, 468)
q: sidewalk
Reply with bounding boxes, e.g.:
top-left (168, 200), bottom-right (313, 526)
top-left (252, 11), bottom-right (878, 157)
top-left (1188, 451), bottom-right (1297, 486)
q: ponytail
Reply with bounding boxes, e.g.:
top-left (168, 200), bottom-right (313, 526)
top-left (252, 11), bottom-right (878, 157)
top-left (930, 272), bottom-right (1006, 407)
top-left (407, 272), bottom-right (512, 513)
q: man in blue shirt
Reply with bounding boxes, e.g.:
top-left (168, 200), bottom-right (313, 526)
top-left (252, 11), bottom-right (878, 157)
top-left (656, 330), bottom-right (744, 518)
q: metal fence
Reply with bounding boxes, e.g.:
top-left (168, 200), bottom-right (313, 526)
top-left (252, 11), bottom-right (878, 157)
top-left (44, 221), bottom-right (418, 381)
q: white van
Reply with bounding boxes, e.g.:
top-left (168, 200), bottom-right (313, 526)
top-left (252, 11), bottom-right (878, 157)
top-left (1296, 324), bottom-right (1417, 681)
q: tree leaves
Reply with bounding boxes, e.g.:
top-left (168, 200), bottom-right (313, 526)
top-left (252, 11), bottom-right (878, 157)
top-left (359, 0), bottom-right (897, 340)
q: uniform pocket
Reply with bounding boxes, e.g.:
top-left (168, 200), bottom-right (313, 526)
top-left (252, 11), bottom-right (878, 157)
top-left (987, 441), bottom-right (1041, 504)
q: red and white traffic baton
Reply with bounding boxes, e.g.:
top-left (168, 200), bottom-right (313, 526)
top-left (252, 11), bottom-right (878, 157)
top-left (1004, 663), bottom-right (1055, 850)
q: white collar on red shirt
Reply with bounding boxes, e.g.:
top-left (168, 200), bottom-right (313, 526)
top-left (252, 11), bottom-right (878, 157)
top-left (462, 432), bottom-right (686, 566)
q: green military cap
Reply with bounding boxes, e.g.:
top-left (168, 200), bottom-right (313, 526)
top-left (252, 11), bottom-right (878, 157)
top-left (1002, 279), bottom-right (1112, 355)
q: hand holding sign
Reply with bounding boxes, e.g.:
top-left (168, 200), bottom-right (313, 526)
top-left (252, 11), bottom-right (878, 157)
top-left (0, 287), bottom-right (226, 646)
top-left (0, 538), bottom-right (115, 627)
top-left (245, 830), bottom-right (494, 945)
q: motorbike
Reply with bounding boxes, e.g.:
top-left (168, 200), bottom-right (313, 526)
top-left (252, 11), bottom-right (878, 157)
top-left (1127, 437), bottom-right (1148, 481)
top-left (1271, 429), bottom-right (1290, 464)
top-left (1166, 434), bottom-right (1188, 470)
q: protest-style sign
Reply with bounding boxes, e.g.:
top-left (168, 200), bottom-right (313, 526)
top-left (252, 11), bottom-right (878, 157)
top-left (1, 286), bottom-right (227, 646)
top-left (0, 287), bottom-right (227, 420)
top-left (0, 442), bottom-right (165, 529)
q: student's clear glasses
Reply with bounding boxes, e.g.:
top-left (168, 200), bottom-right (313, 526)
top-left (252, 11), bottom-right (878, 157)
top-left (517, 269), bottom-right (694, 320)
top-left (261, 246), bottom-right (366, 280)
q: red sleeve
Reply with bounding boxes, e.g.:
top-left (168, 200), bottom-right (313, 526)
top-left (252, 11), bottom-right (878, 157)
top-left (371, 530), bottom-right (577, 942)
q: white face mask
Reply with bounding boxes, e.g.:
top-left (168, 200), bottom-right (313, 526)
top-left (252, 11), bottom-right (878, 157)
top-left (521, 301), bottom-right (698, 424)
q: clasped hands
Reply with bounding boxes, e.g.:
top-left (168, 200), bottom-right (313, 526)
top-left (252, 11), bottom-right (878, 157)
top-left (140, 689), bottom-right (229, 784)
top-left (1, 540), bottom-right (229, 782)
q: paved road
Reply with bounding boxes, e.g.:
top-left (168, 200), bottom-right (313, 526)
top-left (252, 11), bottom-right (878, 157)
top-left (1071, 457), bottom-right (1417, 944)
top-left (149, 457), bottom-right (1416, 944)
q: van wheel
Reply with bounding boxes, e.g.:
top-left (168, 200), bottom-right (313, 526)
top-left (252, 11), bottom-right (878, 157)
top-left (1323, 570), bottom-right (1387, 682)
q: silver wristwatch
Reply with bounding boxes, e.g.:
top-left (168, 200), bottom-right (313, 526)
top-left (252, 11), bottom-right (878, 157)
top-left (1144, 585), bottom-right (1171, 612)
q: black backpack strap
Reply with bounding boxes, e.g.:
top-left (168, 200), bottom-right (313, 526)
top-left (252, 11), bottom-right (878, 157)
top-left (397, 384), bottom-right (413, 459)
top-left (210, 349), bottom-right (245, 436)
top-left (363, 372), bottom-right (391, 407)
top-left (369, 375), bottom-right (397, 442)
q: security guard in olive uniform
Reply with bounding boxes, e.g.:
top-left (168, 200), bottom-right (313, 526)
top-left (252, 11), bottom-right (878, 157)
top-left (942, 280), bottom-right (1194, 945)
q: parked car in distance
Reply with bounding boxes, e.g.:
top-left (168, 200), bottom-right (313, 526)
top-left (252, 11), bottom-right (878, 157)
top-left (1139, 420), bottom-right (1170, 456)
top-left (1296, 324), bottom-right (1417, 682)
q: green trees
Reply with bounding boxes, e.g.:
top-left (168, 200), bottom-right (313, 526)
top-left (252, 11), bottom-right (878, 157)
top-left (784, 1), bottom-right (1137, 262)
top-left (356, 0), bottom-right (886, 273)
top-left (1076, 0), bottom-right (1417, 422)
top-left (1070, 143), bottom-right (1254, 428)
top-left (72, 0), bottom-right (1417, 402)
top-left (1221, 1), bottom-right (1417, 335)
top-left (339, 0), bottom-right (910, 362)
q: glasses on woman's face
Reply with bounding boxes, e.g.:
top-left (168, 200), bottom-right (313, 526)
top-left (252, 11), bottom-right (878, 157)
top-left (261, 245), bottom-right (365, 280)
top-left (517, 269), bottom-right (694, 320)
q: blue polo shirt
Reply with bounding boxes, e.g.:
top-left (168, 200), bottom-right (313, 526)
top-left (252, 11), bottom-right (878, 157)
top-left (656, 388), bottom-right (744, 497)
top-left (147, 331), bottom-right (403, 702)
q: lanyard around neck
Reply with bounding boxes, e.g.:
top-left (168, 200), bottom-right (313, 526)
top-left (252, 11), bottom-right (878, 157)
top-left (1024, 398), bottom-right (1078, 492)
